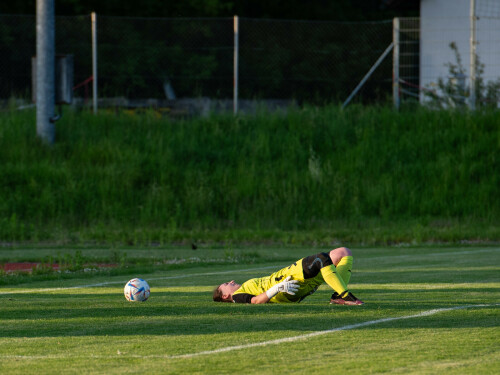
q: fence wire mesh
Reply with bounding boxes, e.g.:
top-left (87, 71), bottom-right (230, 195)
top-left (476, 0), bottom-right (500, 19)
top-left (0, 15), bottom-right (393, 108)
top-left (238, 18), bottom-right (392, 101)
top-left (418, 16), bottom-right (497, 89)
top-left (0, 14), bottom-right (92, 103)
top-left (397, 18), bottom-right (419, 102)
top-left (0, 15), bottom-right (36, 99)
top-left (56, 15), bottom-right (92, 102)
top-left (396, 0), bottom-right (500, 107)
top-left (97, 16), bottom-right (234, 100)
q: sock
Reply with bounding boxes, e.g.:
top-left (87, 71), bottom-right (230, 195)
top-left (320, 264), bottom-right (348, 295)
top-left (336, 256), bottom-right (353, 286)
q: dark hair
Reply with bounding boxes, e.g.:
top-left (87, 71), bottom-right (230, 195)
top-left (213, 285), bottom-right (231, 303)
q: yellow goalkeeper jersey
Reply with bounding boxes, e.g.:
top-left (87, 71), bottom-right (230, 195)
top-left (232, 259), bottom-right (324, 303)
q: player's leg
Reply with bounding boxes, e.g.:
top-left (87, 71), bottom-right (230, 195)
top-left (300, 251), bottom-right (349, 295)
top-left (321, 247), bottom-right (364, 305)
top-left (319, 248), bottom-right (349, 296)
top-left (299, 251), bottom-right (363, 304)
top-left (329, 247), bottom-right (353, 285)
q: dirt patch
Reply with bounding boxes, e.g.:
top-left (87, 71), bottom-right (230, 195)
top-left (1, 262), bottom-right (117, 273)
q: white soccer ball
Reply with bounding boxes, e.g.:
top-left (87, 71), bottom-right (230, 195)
top-left (124, 278), bottom-right (150, 302)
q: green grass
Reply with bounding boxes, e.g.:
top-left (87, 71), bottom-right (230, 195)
top-left (0, 246), bottom-right (498, 374)
top-left (0, 106), bottom-right (499, 244)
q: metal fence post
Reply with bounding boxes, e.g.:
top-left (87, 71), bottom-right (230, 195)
top-left (233, 15), bottom-right (239, 115)
top-left (393, 17), bottom-right (400, 110)
top-left (342, 43), bottom-right (393, 108)
top-left (36, 0), bottom-right (55, 144)
top-left (469, 0), bottom-right (476, 110)
top-left (92, 12), bottom-right (98, 114)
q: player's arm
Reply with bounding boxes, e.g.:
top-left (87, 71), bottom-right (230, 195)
top-left (250, 292), bottom-right (271, 304)
top-left (251, 276), bottom-right (299, 304)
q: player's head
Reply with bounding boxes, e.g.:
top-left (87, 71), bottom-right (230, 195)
top-left (213, 280), bottom-right (240, 302)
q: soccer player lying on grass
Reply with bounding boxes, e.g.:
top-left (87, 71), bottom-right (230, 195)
top-left (213, 247), bottom-right (364, 305)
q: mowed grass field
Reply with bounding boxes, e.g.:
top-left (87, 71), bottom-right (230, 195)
top-left (1, 246), bottom-right (499, 374)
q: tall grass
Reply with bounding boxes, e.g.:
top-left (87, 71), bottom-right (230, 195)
top-left (0, 105), bottom-right (498, 244)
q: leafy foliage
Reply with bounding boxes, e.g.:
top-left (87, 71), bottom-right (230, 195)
top-left (424, 42), bottom-right (500, 109)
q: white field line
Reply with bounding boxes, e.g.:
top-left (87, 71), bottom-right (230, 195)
top-left (166, 303), bottom-right (500, 360)
top-left (2, 304), bottom-right (498, 361)
top-left (4, 247), bottom-right (498, 294)
top-left (2, 265), bottom-right (281, 294)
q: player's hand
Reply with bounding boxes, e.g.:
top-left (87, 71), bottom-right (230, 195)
top-left (265, 276), bottom-right (300, 299)
top-left (276, 276), bottom-right (300, 295)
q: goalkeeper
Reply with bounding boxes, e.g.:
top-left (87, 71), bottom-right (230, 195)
top-left (213, 247), bottom-right (364, 305)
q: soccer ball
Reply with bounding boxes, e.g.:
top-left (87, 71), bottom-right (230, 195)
top-left (124, 278), bottom-right (150, 302)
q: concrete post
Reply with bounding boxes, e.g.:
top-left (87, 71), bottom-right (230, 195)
top-left (36, 0), bottom-right (55, 144)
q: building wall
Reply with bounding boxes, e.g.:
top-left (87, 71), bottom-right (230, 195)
top-left (420, 0), bottom-right (500, 102)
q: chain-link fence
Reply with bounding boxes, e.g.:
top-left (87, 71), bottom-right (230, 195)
top-left (0, 14), bottom-right (91, 102)
top-left (238, 18), bottom-right (392, 102)
top-left (97, 16), bottom-right (234, 100)
top-left (0, 14), bottom-right (394, 110)
top-left (394, 17), bottom-right (419, 104)
top-left (395, 0), bottom-right (500, 108)
top-left (0, 15), bottom-right (36, 100)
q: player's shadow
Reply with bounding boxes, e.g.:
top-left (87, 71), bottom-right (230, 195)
top-left (1, 289), bottom-right (497, 338)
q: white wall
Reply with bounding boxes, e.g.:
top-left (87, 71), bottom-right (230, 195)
top-left (420, 0), bottom-right (500, 102)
